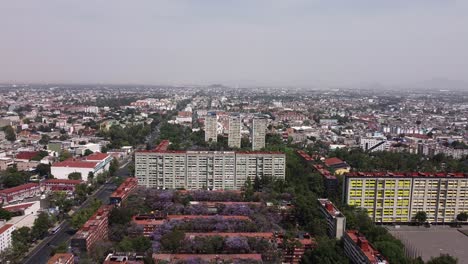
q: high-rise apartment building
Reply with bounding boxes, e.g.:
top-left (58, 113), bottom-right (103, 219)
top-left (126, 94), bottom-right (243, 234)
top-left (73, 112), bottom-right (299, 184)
top-left (252, 117), bottom-right (266, 150)
top-left (204, 112), bottom-right (218, 143)
top-left (318, 199), bottom-right (346, 239)
top-left (135, 142), bottom-right (286, 190)
top-left (228, 114), bottom-right (241, 148)
top-left (343, 172), bottom-right (468, 223)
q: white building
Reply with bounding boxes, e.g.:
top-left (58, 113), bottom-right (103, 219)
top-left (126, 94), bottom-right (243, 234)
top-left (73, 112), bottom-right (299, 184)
top-left (85, 106), bottom-right (99, 114)
top-left (228, 114), bottom-right (241, 148)
top-left (51, 153), bottom-right (112, 180)
top-left (252, 117), bottom-right (266, 150)
top-left (359, 137), bottom-right (390, 152)
top-left (0, 223), bottom-right (15, 253)
top-left (135, 149), bottom-right (285, 190)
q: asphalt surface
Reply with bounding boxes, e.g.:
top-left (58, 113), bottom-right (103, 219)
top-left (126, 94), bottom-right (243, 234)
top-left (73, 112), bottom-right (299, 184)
top-left (23, 161), bottom-right (130, 264)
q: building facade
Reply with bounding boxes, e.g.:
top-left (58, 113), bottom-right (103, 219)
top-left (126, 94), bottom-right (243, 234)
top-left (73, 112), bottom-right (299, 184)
top-left (343, 172), bottom-right (468, 223)
top-left (228, 114), bottom-right (241, 148)
top-left (343, 230), bottom-right (388, 264)
top-left (135, 149), bottom-right (285, 190)
top-left (318, 199), bottom-right (346, 239)
top-left (359, 137), bottom-right (390, 152)
top-left (251, 117), bottom-right (266, 151)
top-left (0, 183), bottom-right (41, 204)
top-left (0, 224), bottom-right (15, 253)
top-left (71, 205), bottom-right (111, 251)
top-left (204, 112), bottom-right (218, 143)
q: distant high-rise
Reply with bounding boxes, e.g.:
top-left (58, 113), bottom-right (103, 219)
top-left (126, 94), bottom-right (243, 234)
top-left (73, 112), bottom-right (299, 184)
top-left (204, 112), bottom-right (218, 142)
top-left (228, 114), bottom-right (241, 148)
top-left (252, 117), bottom-right (266, 150)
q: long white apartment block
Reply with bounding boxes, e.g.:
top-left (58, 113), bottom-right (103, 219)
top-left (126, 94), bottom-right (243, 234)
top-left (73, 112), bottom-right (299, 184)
top-left (135, 141), bottom-right (286, 190)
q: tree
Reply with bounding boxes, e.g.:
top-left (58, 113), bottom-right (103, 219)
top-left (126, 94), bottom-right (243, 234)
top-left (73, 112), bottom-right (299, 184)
top-left (0, 208), bottom-right (13, 221)
top-left (426, 254), bottom-right (458, 264)
top-left (4, 125), bottom-right (16, 141)
top-left (75, 183), bottom-right (89, 202)
top-left (68, 172), bottom-right (82, 180)
top-left (161, 230), bottom-right (185, 253)
top-left (414, 211), bottom-right (427, 225)
top-left (59, 150), bottom-right (72, 161)
top-left (109, 158), bottom-right (119, 176)
top-left (39, 134), bottom-right (50, 145)
top-left (88, 240), bottom-right (113, 263)
top-left (31, 212), bottom-right (53, 239)
top-left (83, 149), bottom-right (94, 156)
top-left (3, 174), bottom-right (25, 188)
top-left (35, 163), bottom-right (51, 176)
top-left (456, 212), bottom-right (468, 222)
top-left (87, 172), bottom-right (94, 182)
top-left (109, 207), bottom-right (133, 226)
top-left (302, 238), bottom-right (349, 264)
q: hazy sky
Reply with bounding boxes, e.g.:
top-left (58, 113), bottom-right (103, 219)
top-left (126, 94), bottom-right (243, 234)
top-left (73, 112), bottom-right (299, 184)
top-left (1, 0), bottom-right (467, 87)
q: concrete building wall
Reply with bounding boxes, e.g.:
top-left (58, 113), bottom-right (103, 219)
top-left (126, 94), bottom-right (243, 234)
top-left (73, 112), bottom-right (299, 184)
top-left (228, 115), bottom-right (241, 148)
top-left (252, 118), bottom-right (266, 151)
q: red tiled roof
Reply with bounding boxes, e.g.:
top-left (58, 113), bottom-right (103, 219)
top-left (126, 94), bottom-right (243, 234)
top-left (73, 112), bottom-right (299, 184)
top-left (346, 230), bottom-right (388, 264)
top-left (16, 151), bottom-right (39, 160)
top-left (47, 253), bottom-right (74, 264)
top-left (52, 160), bottom-right (98, 168)
top-left (0, 224), bottom-right (14, 235)
top-left (85, 153), bottom-right (110, 161)
top-left (3, 202), bottom-right (35, 212)
top-left (0, 183), bottom-right (40, 195)
top-left (324, 157), bottom-right (345, 166)
top-left (346, 171), bottom-right (468, 178)
top-left (44, 179), bottom-right (83, 185)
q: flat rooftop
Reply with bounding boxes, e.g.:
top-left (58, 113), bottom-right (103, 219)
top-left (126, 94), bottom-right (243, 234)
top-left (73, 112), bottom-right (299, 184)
top-left (388, 226), bottom-right (468, 262)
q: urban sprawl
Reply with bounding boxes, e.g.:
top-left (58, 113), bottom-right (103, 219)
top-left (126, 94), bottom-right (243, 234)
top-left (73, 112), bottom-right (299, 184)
top-left (0, 84), bottom-right (467, 264)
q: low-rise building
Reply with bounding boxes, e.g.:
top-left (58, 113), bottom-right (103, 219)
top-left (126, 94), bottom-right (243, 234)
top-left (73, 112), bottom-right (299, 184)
top-left (43, 179), bottom-right (83, 193)
top-left (51, 153), bottom-right (111, 180)
top-left (318, 199), bottom-right (346, 239)
top-left (47, 253), bottom-right (74, 264)
top-left (103, 253), bottom-right (145, 264)
top-left (0, 183), bottom-right (41, 204)
top-left (109, 177), bottom-right (138, 206)
top-left (343, 230), bottom-right (388, 264)
top-left (323, 157), bottom-right (351, 175)
top-left (132, 214), bottom-right (166, 237)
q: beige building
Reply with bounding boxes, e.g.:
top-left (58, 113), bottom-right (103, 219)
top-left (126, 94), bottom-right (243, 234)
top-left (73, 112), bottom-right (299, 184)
top-left (251, 117), bottom-right (266, 150)
top-left (135, 150), bottom-right (286, 190)
top-left (344, 172), bottom-right (468, 223)
top-left (204, 112), bottom-right (218, 143)
top-left (228, 114), bottom-right (241, 148)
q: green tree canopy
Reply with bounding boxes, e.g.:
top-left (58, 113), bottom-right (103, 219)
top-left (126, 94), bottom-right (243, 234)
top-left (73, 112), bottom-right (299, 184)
top-left (414, 211), bottom-right (427, 224)
top-left (68, 172), bottom-right (82, 180)
top-left (427, 254), bottom-right (458, 264)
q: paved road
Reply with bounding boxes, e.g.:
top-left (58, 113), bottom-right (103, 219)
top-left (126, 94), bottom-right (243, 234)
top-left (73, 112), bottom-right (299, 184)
top-left (23, 162), bottom-right (130, 264)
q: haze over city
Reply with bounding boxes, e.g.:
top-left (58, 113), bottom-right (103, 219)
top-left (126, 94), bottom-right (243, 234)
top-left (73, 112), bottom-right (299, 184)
top-left (1, 0), bottom-right (468, 87)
